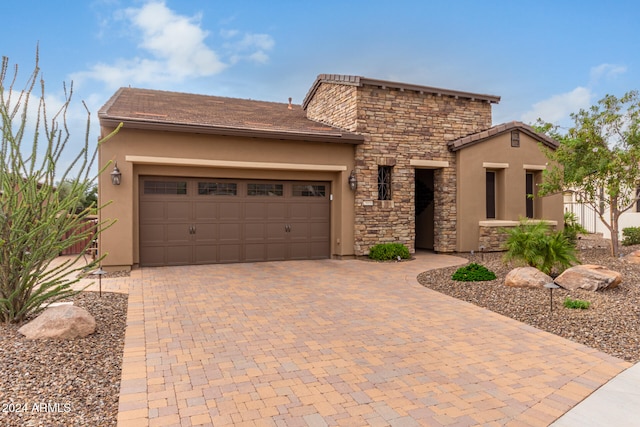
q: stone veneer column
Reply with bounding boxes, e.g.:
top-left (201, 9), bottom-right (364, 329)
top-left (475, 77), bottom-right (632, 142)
top-left (306, 81), bottom-right (492, 255)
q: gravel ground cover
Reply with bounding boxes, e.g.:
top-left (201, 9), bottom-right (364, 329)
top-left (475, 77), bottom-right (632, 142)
top-left (0, 291), bottom-right (127, 427)
top-left (418, 234), bottom-right (640, 363)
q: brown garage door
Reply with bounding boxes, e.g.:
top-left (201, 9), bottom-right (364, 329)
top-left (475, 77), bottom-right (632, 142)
top-left (139, 177), bottom-right (331, 266)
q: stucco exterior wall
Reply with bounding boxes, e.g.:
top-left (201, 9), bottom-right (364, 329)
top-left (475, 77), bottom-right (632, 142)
top-left (307, 82), bottom-right (492, 254)
top-left (456, 132), bottom-right (564, 252)
top-left (98, 127), bottom-right (357, 270)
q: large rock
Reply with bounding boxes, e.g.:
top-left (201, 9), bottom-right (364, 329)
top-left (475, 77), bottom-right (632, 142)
top-left (18, 305), bottom-right (96, 339)
top-left (504, 267), bottom-right (554, 289)
top-left (555, 264), bottom-right (622, 291)
top-left (624, 250), bottom-right (640, 264)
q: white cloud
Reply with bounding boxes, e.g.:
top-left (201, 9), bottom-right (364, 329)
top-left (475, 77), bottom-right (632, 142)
top-left (521, 86), bottom-right (593, 125)
top-left (221, 30), bottom-right (274, 65)
top-left (73, 1), bottom-right (226, 89)
top-left (590, 63), bottom-right (627, 83)
top-left (72, 1), bottom-right (275, 89)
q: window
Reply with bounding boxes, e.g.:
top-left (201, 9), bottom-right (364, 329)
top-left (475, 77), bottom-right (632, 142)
top-left (378, 166), bottom-right (392, 200)
top-left (511, 130), bottom-right (520, 147)
top-left (292, 184), bottom-right (326, 197)
top-left (144, 181), bottom-right (187, 195)
top-left (636, 186), bottom-right (640, 212)
top-left (247, 183), bottom-right (283, 196)
top-left (198, 182), bottom-right (237, 196)
top-left (526, 172), bottom-right (534, 218)
top-left (486, 171), bottom-right (496, 219)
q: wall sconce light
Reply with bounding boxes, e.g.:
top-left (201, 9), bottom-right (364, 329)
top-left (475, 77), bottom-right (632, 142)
top-left (110, 162), bottom-right (122, 186)
top-left (348, 170), bottom-right (357, 191)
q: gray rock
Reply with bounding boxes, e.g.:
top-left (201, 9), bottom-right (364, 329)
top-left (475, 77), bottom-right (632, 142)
top-left (18, 305), bottom-right (96, 339)
top-left (504, 267), bottom-right (553, 288)
top-left (555, 264), bottom-right (622, 291)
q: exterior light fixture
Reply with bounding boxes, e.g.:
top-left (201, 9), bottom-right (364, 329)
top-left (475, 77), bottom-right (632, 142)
top-left (92, 267), bottom-right (107, 297)
top-left (111, 162), bottom-right (122, 186)
top-left (348, 170), bottom-right (357, 191)
top-left (544, 282), bottom-right (560, 314)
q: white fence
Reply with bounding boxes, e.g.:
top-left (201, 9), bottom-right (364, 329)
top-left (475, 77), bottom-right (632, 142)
top-left (564, 202), bottom-right (598, 234)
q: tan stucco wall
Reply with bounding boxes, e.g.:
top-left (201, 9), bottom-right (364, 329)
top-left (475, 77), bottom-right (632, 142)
top-left (456, 132), bottom-right (564, 252)
top-left (98, 126), bottom-right (357, 269)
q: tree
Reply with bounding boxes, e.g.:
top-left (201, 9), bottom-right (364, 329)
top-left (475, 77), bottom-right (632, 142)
top-left (537, 91), bottom-right (640, 257)
top-left (0, 50), bottom-right (119, 323)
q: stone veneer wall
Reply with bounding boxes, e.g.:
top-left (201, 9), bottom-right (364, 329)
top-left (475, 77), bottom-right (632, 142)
top-left (307, 82), bottom-right (492, 255)
top-left (479, 223), bottom-right (558, 252)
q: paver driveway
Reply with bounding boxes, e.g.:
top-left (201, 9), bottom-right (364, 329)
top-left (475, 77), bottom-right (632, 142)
top-left (117, 253), bottom-right (629, 427)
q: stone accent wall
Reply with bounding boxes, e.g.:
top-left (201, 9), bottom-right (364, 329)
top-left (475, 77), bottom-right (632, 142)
top-left (479, 222), bottom-right (558, 252)
top-left (305, 83), bottom-right (358, 132)
top-left (478, 226), bottom-right (510, 252)
top-left (307, 82), bottom-right (492, 255)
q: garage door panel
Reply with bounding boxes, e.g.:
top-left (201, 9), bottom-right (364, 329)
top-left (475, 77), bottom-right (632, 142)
top-left (219, 224), bottom-right (242, 241)
top-left (140, 177), bottom-right (330, 266)
top-left (166, 224), bottom-right (190, 243)
top-left (266, 223), bottom-right (287, 240)
top-left (245, 203), bottom-right (266, 220)
top-left (194, 223), bottom-right (217, 242)
top-left (167, 202), bottom-right (190, 221)
top-left (194, 245), bottom-right (217, 264)
top-left (166, 245), bottom-right (191, 265)
top-left (267, 203), bottom-right (287, 220)
top-left (289, 204), bottom-right (309, 220)
top-left (140, 224), bottom-right (165, 243)
top-left (266, 243), bottom-right (286, 261)
top-left (309, 222), bottom-right (330, 239)
top-left (219, 245), bottom-right (242, 263)
top-left (219, 203), bottom-right (242, 220)
top-left (194, 202), bottom-right (218, 221)
top-left (309, 241), bottom-right (331, 259)
top-left (244, 223), bottom-right (264, 241)
top-left (244, 244), bottom-right (265, 262)
top-left (140, 246), bottom-right (166, 267)
top-left (310, 204), bottom-right (330, 220)
top-left (140, 201), bottom-right (165, 221)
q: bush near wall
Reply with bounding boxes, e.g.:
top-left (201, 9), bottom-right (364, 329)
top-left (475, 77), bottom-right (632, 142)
top-left (622, 227), bottom-right (640, 246)
top-left (368, 243), bottom-right (411, 261)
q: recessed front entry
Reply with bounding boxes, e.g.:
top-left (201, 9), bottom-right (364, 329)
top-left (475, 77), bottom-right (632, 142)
top-left (139, 177), bottom-right (331, 266)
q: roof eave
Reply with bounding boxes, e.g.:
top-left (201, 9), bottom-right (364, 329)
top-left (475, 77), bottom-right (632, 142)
top-left (302, 74), bottom-right (501, 109)
top-left (99, 117), bottom-right (365, 145)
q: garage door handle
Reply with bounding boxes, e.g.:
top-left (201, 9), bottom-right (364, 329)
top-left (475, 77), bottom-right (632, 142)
top-left (189, 225), bottom-right (196, 234)
top-left (285, 224), bottom-right (291, 232)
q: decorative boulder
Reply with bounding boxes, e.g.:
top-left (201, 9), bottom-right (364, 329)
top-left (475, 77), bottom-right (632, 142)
top-left (505, 267), bottom-right (553, 289)
top-left (624, 250), bottom-right (640, 264)
top-left (18, 305), bottom-right (96, 339)
top-left (554, 264), bottom-right (622, 291)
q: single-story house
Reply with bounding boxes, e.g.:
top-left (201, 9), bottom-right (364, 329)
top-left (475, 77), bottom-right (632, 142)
top-left (97, 74), bottom-right (563, 270)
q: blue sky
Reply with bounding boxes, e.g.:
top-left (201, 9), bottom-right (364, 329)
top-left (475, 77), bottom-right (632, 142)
top-left (2, 0), bottom-right (639, 166)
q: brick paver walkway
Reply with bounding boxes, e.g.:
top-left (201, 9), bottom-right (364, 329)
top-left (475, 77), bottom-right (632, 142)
top-left (115, 254), bottom-right (630, 427)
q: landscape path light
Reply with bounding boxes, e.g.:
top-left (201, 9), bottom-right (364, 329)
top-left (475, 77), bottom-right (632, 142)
top-left (544, 282), bottom-right (560, 314)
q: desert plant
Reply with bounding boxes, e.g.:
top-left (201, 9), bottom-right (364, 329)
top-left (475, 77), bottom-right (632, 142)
top-left (563, 211), bottom-right (588, 245)
top-left (451, 263), bottom-right (496, 281)
top-left (622, 226), bottom-right (640, 246)
top-left (368, 243), bottom-right (411, 261)
top-left (502, 219), bottom-right (579, 276)
top-left (563, 297), bottom-right (591, 309)
top-left (0, 50), bottom-right (119, 323)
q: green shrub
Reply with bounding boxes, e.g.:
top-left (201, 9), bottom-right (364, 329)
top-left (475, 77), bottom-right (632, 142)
top-left (563, 298), bottom-right (591, 309)
top-left (451, 263), bottom-right (497, 281)
top-left (563, 212), bottom-right (588, 245)
top-left (368, 243), bottom-right (411, 261)
top-left (502, 219), bottom-right (579, 276)
top-left (622, 227), bottom-right (640, 246)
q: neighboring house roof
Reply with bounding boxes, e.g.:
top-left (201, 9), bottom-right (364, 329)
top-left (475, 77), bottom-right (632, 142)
top-left (98, 87), bottom-right (364, 144)
top-left (302, 74), bottom-right (501, 109)
top-left (447, 121), bottom-right (559, 152)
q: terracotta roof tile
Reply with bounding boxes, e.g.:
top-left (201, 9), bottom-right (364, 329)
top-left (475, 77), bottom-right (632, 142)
top-left (447, 121), bottom-right (559, 151)
top-left (99, 87), bottom-right (363, 144)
